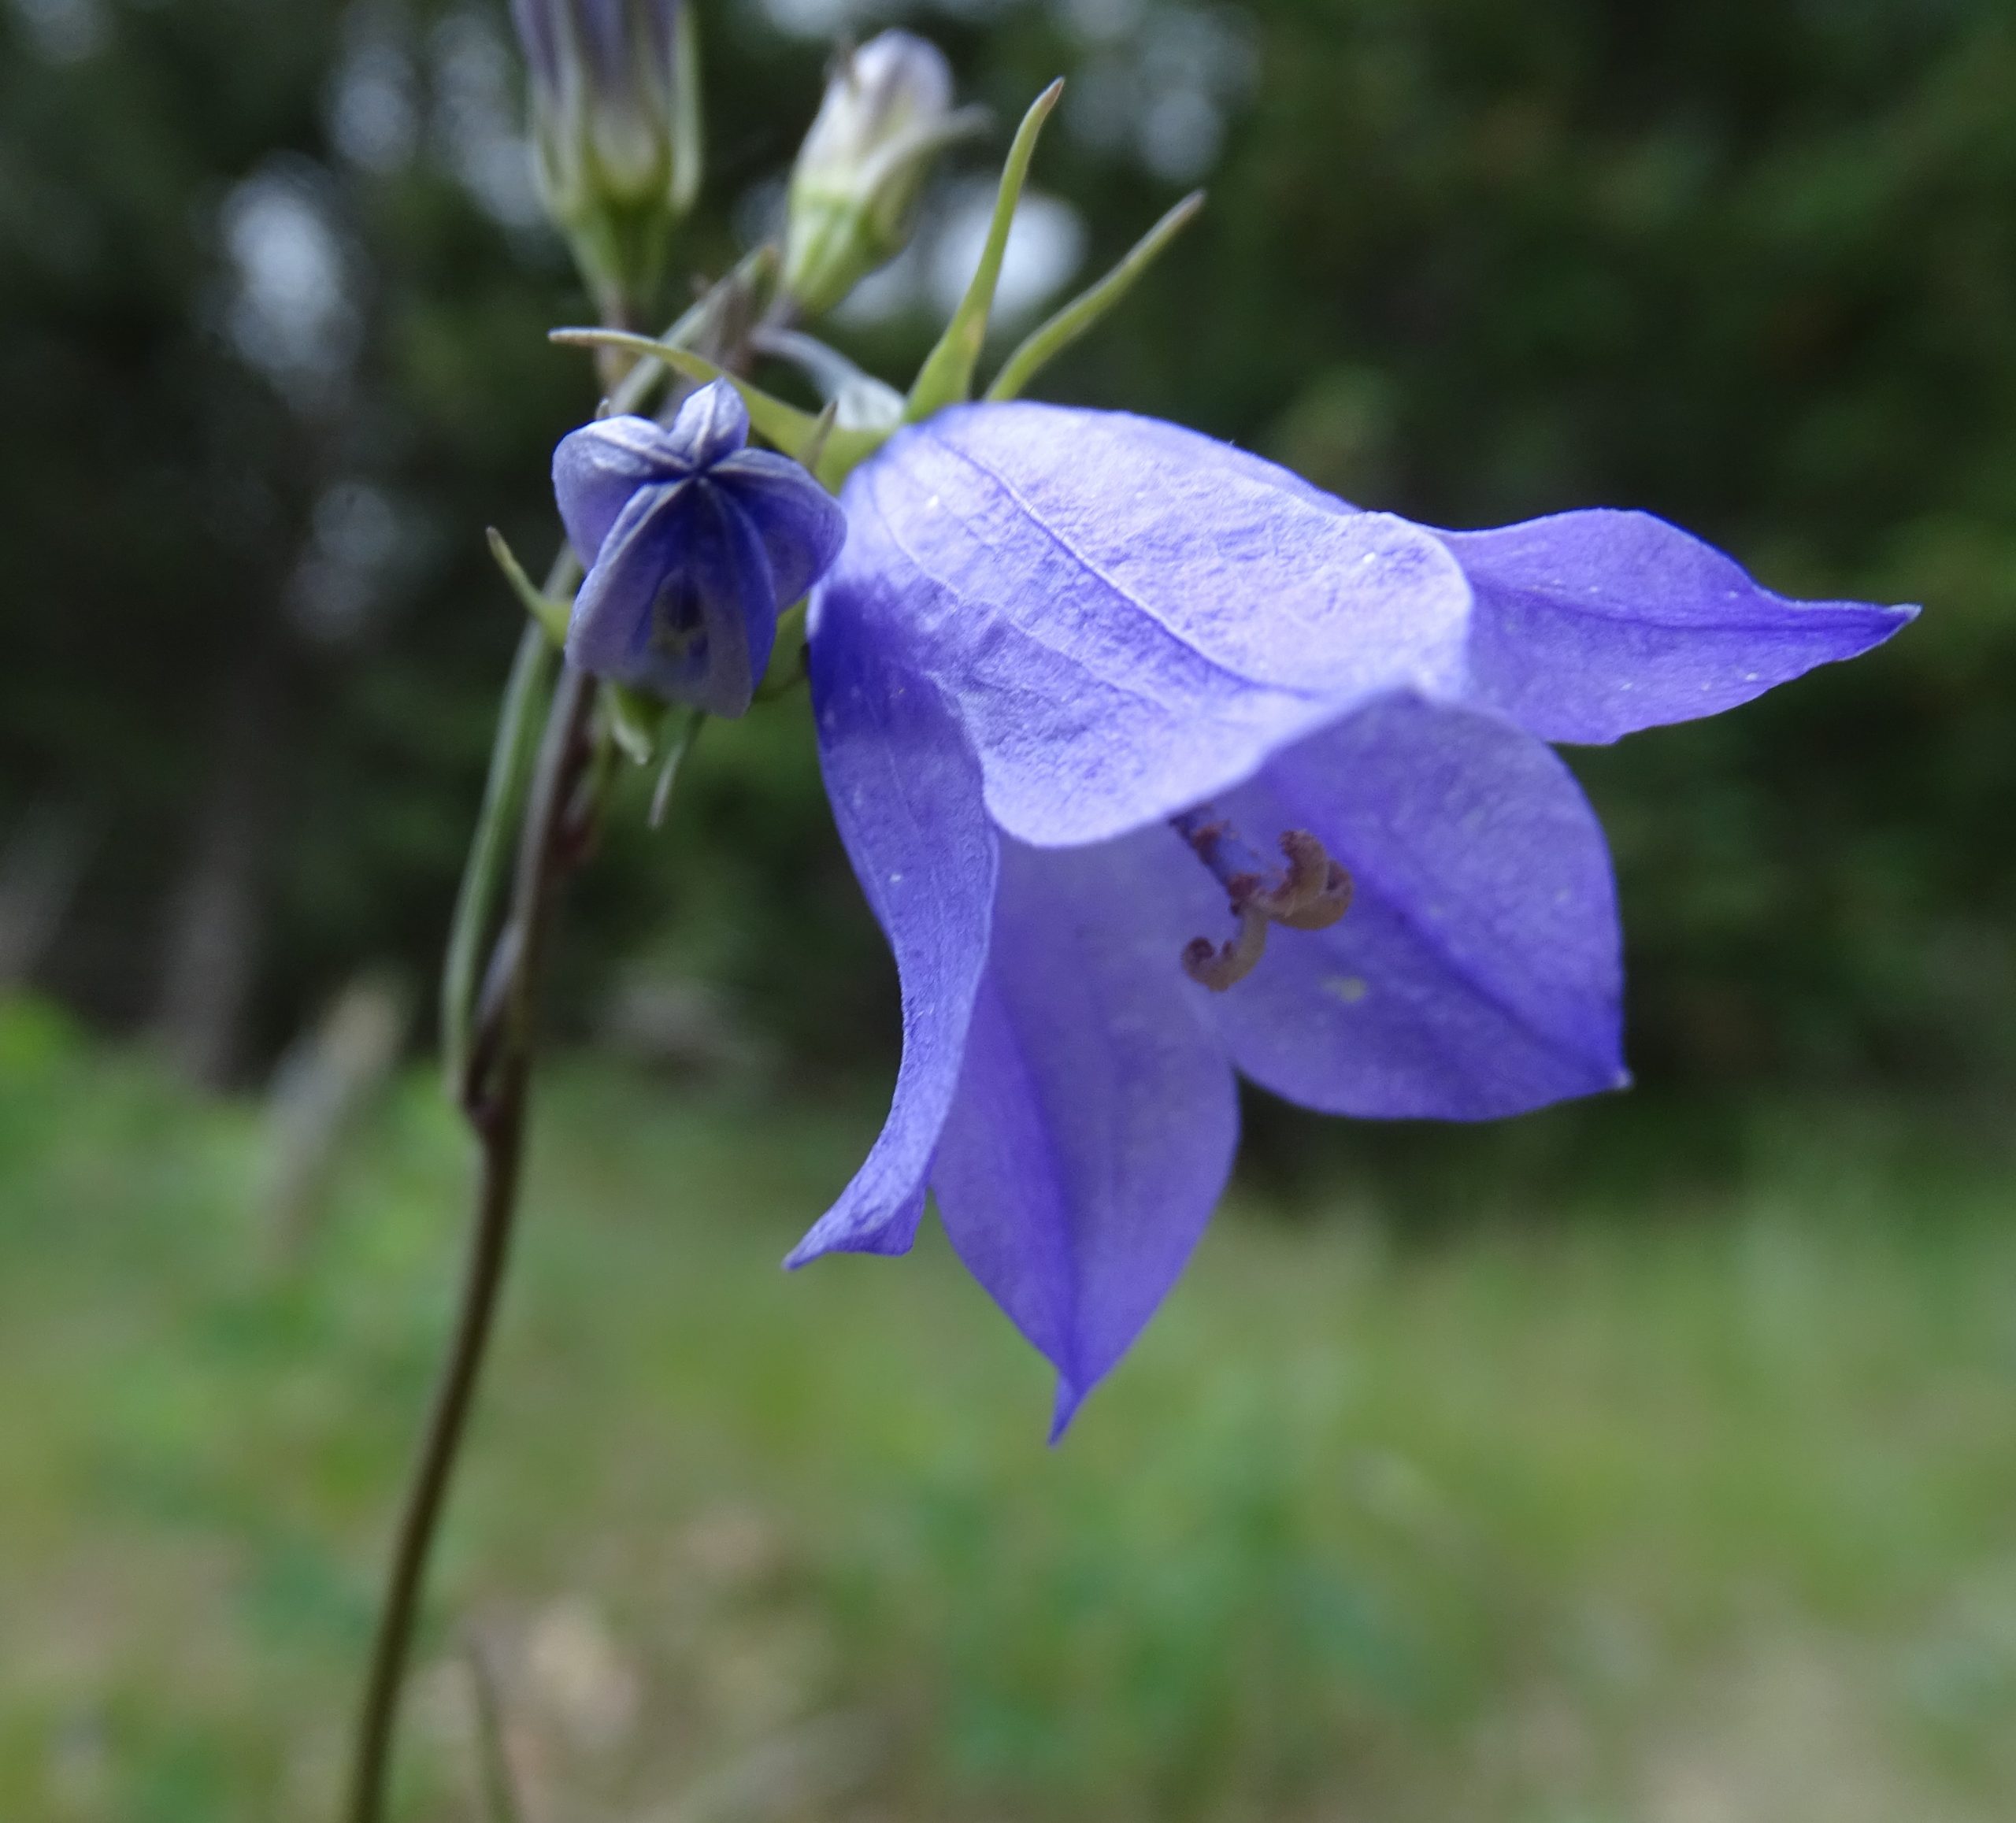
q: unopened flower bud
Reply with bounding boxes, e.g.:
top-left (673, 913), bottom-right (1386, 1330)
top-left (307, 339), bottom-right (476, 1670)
top-left (510, 0), bottom-right (702, 321)
top-left (783, 31), bottom-right (982, 318)
top-left (553, 381), bottom-right (847, 717)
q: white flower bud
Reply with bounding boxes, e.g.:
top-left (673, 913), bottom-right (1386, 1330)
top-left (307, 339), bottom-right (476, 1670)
top-left (783, 31), bottom-right (981, 318)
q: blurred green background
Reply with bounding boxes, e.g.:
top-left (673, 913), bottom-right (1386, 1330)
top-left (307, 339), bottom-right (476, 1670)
top-left (1, 0), bottom-right (2013, 1817)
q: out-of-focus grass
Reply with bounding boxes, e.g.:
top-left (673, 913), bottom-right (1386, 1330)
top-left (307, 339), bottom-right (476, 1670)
top-left (3, 996), bottom-right (2014, 1823)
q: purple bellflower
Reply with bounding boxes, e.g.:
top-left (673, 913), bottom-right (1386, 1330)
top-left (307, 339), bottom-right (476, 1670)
top-left (554, 382), bottom-right (847, 717)
top-left (550, 379), bottom-right (1913, 1434)
top-left (783, 402), bottom-right (1915, 1435)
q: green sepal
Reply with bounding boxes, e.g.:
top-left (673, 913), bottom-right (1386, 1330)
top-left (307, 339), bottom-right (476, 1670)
top-left (486, 527), bottom-right (572, 647)
top-left (602, 680), bottom-right (662, 768)
top-left (905, 79), bottom-right (1064, 423)
top-left (986, 190), bottom-right (1206, 403)
top-left (799, 401), bottom-right (841, 477)
top-left (547, 328), bottom-right (887, 490)
top-left (754, 597), bottom-right (813, 702)
top-left (647, 707), bottom-right (705, 828)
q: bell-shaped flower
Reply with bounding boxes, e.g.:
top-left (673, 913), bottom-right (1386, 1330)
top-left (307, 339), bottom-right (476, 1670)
top-left (554, 381), bottom-right (847, 716)
top-left (791, 402), bottom-right (1915, 1434)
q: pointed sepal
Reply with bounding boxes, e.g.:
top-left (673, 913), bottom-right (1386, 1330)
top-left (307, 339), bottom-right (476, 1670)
top-left (904, 79), bottom-right (1064, 422)
top-left (602, 680), bottom-right (662, 767)
top-left (986, 190), bottom-right (1205, 403)
top-left (487, 526), bottom-right (573, 647)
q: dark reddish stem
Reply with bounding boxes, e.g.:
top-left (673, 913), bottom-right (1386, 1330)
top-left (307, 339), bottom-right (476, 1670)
top-left (344, 665), bottom-right (596, 1823)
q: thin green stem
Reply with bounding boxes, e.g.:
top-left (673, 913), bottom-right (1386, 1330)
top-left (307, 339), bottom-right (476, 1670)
top-left (439, 617), bottom-right (554, 1098)
top-left (439, 545), bottom-right (580, 1099)
top-left (550, 332), bottom-right (828, 452)
top-left (350, 258), bottom-right (769, 1823)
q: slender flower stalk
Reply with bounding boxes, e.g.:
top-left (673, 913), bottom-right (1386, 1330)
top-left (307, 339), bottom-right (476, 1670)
top-left (348, 24), bottom-right (954, 1821)
top-left (345, 664), bottom-right (595, 1823)
top-left (344, 254), bottom-right (793, 1821)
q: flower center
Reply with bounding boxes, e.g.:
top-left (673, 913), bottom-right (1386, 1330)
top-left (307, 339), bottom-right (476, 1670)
top-left (1170, 806), bottom-right (1354, 992)
top-left (648, 575), bottom-right (708, 670)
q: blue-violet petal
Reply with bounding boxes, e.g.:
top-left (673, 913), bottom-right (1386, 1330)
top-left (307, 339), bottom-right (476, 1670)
top-left (1205, 692), bottom-right (1628, 1119)
top-left (789, 586), bottom-right (999, 1264)
top-left (1443, 509), bottom-right (1918, 744)
top-left (554, 413), bottom-right (691, 564)
top-left (930, 830), bottom-right (1238, 1437)
top-left (824, 402), bottom-right (1474, 847)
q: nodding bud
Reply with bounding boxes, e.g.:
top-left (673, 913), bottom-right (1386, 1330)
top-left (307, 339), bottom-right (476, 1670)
top-left (510, 0), bottom-right (702, 321)
top-left (552, 381), bottom-right (849, 717)
top-left (783, 31), bottom-right (983, 318)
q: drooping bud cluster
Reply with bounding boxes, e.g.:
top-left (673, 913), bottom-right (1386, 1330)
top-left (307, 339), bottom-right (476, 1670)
top-left (510, 0), bottom-right (702, 321)
top-left (782, 31), bottom-right (983, 318)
